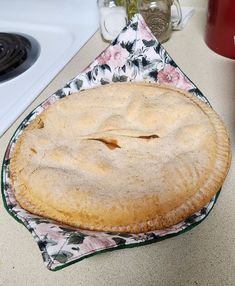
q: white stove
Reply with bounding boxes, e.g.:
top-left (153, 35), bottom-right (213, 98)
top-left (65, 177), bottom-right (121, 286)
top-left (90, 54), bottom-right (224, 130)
top-left (0, 0), bottom-right (99, 136)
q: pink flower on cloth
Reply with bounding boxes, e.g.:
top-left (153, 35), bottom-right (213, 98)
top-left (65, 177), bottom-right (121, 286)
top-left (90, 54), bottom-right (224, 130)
top-left (79, 236), bottom-right (116, 255)
top-left (41, 95), bottom-right (57, 110)
top-left (157, 64), bottom-right (193, 90)
top-left (138, 17), bottom-right (154, 41)
top-left (98, 45), bottom-right (129, 68)
top-left (34, 223), bottom-right (64, 241)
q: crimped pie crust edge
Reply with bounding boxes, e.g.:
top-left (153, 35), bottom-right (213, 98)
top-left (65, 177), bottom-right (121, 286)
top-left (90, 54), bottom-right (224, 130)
top-left (10, 82), bottom-right (231, 233)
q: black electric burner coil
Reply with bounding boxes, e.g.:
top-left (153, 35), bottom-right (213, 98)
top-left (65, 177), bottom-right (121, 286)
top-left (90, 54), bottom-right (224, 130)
top-left (0, 33), bottom-right (40, 83)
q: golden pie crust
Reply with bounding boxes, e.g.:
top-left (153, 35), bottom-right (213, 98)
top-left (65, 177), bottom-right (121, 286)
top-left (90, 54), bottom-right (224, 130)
top-left (10, 83), bottom-right (231, 233)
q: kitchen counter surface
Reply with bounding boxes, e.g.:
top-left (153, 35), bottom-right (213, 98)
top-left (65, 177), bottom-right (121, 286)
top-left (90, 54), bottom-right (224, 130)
top-left (0, 1), bottom-right (234, 285)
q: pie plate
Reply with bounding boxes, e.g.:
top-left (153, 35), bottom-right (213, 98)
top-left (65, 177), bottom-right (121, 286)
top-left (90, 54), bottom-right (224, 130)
top-left (1, 14), bottom-right (220, 271)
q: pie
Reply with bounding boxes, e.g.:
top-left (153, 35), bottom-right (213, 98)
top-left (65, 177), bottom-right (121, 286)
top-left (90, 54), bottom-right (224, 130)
top-left (10, 82), bottom-right (231, 233)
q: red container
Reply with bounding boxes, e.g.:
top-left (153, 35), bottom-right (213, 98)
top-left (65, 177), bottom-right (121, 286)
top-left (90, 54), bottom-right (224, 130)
top-left (205, 0), bottom-right (235, 59)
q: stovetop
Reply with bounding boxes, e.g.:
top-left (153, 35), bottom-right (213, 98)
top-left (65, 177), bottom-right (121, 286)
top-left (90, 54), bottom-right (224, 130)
top-left (0, 0), bottom-right (99, 136)
top-left (0, 32), bottom-right (40, 82)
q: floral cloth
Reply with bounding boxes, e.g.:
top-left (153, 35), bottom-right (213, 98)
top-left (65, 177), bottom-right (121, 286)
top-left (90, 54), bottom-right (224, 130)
top-left (2, 14), bottom-right (217, 271)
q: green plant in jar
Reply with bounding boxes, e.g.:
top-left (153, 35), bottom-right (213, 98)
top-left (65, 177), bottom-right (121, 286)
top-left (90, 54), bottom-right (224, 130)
top-left (127, 0), bottom-right (138, 20)
top-left (116, 0), bottom-right (137, 20)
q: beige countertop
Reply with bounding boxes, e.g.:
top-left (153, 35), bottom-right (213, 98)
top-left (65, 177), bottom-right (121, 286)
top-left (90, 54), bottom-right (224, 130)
top-left (0, 1), bottom-right (234, 285)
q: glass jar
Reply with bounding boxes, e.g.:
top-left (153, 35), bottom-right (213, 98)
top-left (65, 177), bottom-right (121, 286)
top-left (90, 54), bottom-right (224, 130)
top-left (138, 0), bottom-right (182, 43)
top-left (97, 0), bottom-right (128, 42)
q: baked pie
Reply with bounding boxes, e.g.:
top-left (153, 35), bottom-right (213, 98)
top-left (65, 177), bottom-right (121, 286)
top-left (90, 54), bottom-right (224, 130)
top-left (11, 83), bottom-right (231, 233)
